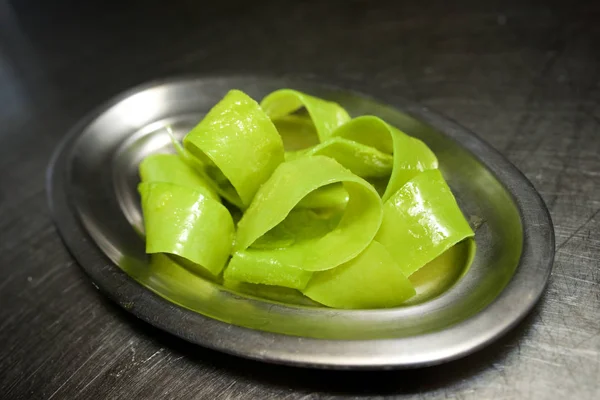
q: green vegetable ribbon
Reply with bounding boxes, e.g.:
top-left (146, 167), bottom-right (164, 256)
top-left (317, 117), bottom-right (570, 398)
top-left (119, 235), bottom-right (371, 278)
top-left (260, 89), bottom-right (351, 141)
top-left (138, 154), bottom-right (234, 277)
top-left (376, 169), bottom-right (475, 276)
top-left (137, 88), bottom-right (475, 309)
top-left (183, 89), bottom-right (285, 208)
top-left (225, 155), bottom-right (383, 289)
top-left (303, 241), bottom-right (416, 309)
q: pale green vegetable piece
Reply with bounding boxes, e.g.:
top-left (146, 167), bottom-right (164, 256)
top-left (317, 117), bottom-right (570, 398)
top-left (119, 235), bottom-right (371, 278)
top-left (376, 169), bottom-right (475, 277)
top-left (139, 182), bottom-right (234, 276)
top-left (234, 156), bottom-right (383, 272)
top-left (226, 209), bottom-right (341, 289)
top-left (260, 89), bottom-right (351, 141)
top-left (303, 241), bottom-right (416, 309)
top-left (295, 183), bottom-right (349, 209)
top-left (251, 208), bottom-right (343, 250)
top-left (303, 137), bottom-right (393, 178)
top-left (139, 153), bottom-right (219, 201)
top-left (330, 116), bottom-right (439, 201)
top-left (164, 127), bottom-right (225, 199)
top-left (224, 251), bottom-right (313, 290)
top-left (183, 90), bottom-right (284, 207)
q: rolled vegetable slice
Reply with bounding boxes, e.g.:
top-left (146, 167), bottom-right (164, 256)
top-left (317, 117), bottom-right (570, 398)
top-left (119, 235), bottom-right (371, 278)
top-left (260, 89), bottom-right (351, 142)
top-left (139, 182), bottom-right (234, 276)
top-left (303, 241), bottom-right (416, 309)
top-left (183, 89), bottom-right (284, 207)
top-left (139, 153), bottom-right (219, 201)
top-left (375, 169), bottom-right (474, 277)
top-left (233, 156), bottom-right (383, 274)
top-left (330, 116), bottom-right (439, 201)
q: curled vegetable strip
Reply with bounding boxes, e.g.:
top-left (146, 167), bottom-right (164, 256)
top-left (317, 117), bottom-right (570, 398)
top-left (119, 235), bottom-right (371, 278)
top-left (136, 88), bottom-right (477, 309)
top-left (302, 241), bottom-right (416, 309)
top-left (183, 90), bottom-right (284, 207)
top-left (139, 154), bottom-right (219, 201)
top-left (260, 89), bottom-right (351, 141)
top-left (295, 183), bottom-right (349, 209)
top-left (302, 136), bottom-right (394, 179)
top-left (139, 181), bottom-right (234, 276)
top-left (375, 169), bottom-right (474, 277)
top-left (327, 116), bottom-right (439, 201)
top-left (230, 156), bottom-right (383, 284)
top-left (224, 251), bottom-right (313, 290)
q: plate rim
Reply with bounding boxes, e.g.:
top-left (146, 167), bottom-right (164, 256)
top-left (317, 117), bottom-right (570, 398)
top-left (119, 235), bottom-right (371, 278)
top-left (47, 74), bottom-right (555, 369)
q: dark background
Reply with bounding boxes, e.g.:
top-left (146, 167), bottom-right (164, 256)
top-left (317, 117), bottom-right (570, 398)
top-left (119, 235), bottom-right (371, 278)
top-left (1, 0), bottom-right (599, 398)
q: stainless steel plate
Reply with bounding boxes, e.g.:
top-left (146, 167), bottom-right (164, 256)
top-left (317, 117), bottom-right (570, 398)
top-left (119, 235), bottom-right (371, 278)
top-left (47, 76), bottom-right (554, 369)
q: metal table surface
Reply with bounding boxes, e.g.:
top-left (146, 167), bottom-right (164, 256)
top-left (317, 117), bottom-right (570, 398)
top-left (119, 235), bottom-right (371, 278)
top-left (0, 0), bottom-right (598, 398)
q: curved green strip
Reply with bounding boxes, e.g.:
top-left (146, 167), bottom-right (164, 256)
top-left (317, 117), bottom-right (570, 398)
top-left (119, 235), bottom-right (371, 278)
top-left (183, 90), bottom-right (284, 207)
top-left (331, 116), bottom-right (438, 201)
top-left (272, 114), bottom-right (320, 152)
top-left (233, 156), bottom-right (383, 272)
top-left (139, 153), bottom-right (219, 201)
top-left (304, 137), bottom-right (393, 179)
top-left (295, 183), bottom-right (348, 209)
top-left (139, 182), bottom-right (235, 276)
top-left (303, 241), bottom-right (416, 309)
top-left (375, 169), bottom-right (474, 277)
top-left (224, 251), bottom-right (313, 290)
top-left (260, 89), bottom-right (351, 142)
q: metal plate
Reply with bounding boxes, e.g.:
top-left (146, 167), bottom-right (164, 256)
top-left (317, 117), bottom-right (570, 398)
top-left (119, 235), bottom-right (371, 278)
top-left (47, 76), bottom-right (554, 369)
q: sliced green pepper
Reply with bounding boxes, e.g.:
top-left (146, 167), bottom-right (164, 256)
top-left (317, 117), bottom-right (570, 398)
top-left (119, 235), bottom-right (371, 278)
top-left (375, 169), bottom-right (474, 277)
top-left (183, 90), bottom-right (284, 207)
top-left (302, 241), bottom-right (416, 309)
top-left (261, 89), bottom-right (351, 142)
top-left (139, 182), bottom-right (234, 276)
top-left (233, 156), bottom-right (383, 273)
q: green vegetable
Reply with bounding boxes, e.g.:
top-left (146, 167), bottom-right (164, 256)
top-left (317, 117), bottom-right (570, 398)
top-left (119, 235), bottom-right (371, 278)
top-left (329, 116), bottom-right (439, 201)
top-left (295, 183), bottom-right (349, 209)
top-left (135, 88), bottom-right (476, 309)
top-left (261, 89), bottom-right (351, 141)
top-left (183, 90), bottom-right (285, 207)
top-left (303, 241), bottom-right (416, 309)
top-left (224, 251), bottom-right (313, 290)
top-left (139, 153), bottom-right (219, 200)
top-left (375, 169), bottom-right (474, 277)
top-left (302, 137), bottom-right (394, 179)
top-left (234, 156), bottom-right (383, 274)
top-left (139, 182), bottom-right (234, 276)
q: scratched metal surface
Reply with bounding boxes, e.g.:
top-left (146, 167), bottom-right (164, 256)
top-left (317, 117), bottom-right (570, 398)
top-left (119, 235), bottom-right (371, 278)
top-left (0, 0), bottom-right (598, 399)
